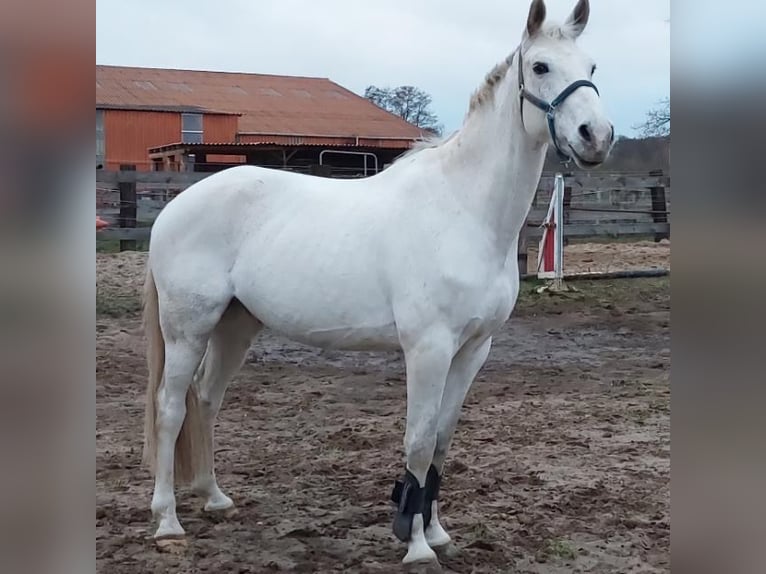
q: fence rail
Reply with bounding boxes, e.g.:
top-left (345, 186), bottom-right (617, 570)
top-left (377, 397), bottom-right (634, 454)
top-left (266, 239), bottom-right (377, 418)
top-left (97, 167), bottom-right (670, 262)
top-left (98, 170), bottom-right (210, 185)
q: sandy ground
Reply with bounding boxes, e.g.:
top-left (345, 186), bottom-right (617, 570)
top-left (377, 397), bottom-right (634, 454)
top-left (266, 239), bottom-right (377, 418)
top-left (526, 239), bottom-right (670, 275)
top-left (96, 251), bottom-right (670, 573)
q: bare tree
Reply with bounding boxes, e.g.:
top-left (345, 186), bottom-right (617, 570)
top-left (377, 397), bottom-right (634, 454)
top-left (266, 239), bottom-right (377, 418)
top-left (364, 86), bottom-right (391, 110)
top-left (364, 85), bottom-right (443, 135)
top-left (635, 97), bottom-right (670, 137)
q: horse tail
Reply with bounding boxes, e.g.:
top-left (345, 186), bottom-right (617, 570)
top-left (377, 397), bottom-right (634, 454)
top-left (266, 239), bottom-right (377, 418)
top-left (142, 265), bottom-right (165, 474)
top-left (142, 264), bottom-right (208, 484)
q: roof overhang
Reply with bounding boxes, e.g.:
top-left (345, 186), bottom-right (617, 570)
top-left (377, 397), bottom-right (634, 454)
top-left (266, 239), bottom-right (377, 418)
top-left (96, 104), bottom-right (241, 115)
top-left (148, 137), bottom-right (422, 157)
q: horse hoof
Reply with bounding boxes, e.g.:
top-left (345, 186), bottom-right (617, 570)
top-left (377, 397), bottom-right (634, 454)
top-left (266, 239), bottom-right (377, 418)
top-left (402, 558), bottom-right (443, 574)
top-left (155, 536), bottom-right (188, 553)
top-left (203, 493), bottom-right (235, 512)
top-left (203, 501), bottom-right (237, 516)
top-left (432, 542), bottom-right (460, 560)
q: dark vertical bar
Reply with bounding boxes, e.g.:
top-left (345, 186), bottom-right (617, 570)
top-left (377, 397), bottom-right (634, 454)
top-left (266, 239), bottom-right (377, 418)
top-left (118, 164), bottom-right (137, 251)
top-left (563, 185), bottom-right (572, 246)
top-left (518, 218), bottom-right (529, 279)
top-left (649, 170), bottom-right (668, 242)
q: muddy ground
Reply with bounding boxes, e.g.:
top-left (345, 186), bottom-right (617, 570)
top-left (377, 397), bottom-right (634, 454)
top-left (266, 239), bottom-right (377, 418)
top-left (97, 250), bottom-right (670, 573)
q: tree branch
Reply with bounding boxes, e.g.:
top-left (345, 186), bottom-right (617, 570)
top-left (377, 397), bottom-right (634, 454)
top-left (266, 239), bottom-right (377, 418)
top-left (634, 97), bottom-right (670, 137)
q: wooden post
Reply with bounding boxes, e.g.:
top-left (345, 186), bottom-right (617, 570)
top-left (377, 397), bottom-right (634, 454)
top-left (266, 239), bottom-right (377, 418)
top-left (649, 169), bottom-right (669, 242)
top-left (562, 184), bottom-right (572, 246)
top-left (517, 218), bottom-right (529, 279)
top-left (118, 164), bottom-right (137, 251)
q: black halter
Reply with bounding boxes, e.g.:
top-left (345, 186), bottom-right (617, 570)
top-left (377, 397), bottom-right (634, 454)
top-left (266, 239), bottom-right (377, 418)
top-left (516, 47), bottom-right (600, 163)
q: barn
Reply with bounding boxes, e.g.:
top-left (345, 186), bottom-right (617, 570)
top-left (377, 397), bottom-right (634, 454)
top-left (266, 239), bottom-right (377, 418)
top-left (96, 65), bottom-right (429, 176)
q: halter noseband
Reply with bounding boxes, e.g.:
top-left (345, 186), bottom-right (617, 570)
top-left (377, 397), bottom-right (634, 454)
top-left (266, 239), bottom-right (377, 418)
top-left (516, 47), bottom-right (600, 163)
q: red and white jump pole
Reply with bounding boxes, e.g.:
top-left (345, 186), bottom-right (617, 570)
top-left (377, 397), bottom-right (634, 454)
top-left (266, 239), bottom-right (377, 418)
top-left (537, 173), bottom-right (568, 291)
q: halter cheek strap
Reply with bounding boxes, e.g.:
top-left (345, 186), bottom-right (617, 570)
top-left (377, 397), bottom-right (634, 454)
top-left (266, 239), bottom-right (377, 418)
top-left (516, 47), bottom-right (600, 163)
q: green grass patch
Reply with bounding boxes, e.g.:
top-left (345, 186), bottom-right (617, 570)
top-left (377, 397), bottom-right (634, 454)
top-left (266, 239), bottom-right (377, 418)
top-left (515, 276), bottom-right (669, 316)
top-left (96, 239), bottom-right (150, 253)
top-left (96, 221), bottom-right (152, 253)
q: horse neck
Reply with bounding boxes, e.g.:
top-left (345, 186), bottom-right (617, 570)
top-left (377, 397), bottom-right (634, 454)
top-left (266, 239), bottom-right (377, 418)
top-left (442, 65), bottom-right (548, 255)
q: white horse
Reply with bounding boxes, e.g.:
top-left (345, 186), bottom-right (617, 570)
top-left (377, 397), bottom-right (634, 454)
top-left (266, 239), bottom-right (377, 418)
top-left (142, 0), bottom-right (613, 568)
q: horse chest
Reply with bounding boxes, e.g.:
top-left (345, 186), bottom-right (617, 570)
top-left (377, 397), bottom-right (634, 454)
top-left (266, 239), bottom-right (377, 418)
top-left (478, 279), bottom-right (517, 327)
top-left (446, 275), bottom-right (518, 344)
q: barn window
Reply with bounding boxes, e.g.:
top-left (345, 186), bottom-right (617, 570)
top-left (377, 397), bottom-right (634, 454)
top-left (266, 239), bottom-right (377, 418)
top-left (96, 109), bottom-right (105, 162)
top-left (181, 113), bottom-right (203, 143)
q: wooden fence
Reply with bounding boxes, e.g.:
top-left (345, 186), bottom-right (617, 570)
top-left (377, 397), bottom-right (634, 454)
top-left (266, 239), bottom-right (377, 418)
top-left (97, 167), bottom-right (670, 262)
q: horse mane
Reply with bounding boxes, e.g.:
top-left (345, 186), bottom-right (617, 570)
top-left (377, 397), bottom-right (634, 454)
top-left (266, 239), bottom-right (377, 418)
top-left (393, 131), bottom-right (458, 163)
top-left (392, 23), bottom-right (576, 164)
top-left (468, 22), bottom-right (575, 115)
top-left (468, 55), bottom-right (515, 114)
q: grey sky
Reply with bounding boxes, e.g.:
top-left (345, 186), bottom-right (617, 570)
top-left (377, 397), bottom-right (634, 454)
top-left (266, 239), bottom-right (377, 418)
top-left (96, 0), bottom-right (669, 136)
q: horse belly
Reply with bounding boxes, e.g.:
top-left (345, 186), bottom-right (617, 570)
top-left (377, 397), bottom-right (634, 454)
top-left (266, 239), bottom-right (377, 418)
top-left (231, 252), bottom-right (400, 351)
top-left (291, 322), bottom-right (401, 351)
top-left (239, 289), bottom-right (400, 351)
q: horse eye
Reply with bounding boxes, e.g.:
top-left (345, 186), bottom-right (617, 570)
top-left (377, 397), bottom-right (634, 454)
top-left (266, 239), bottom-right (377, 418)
top-left (532, 62), bottom-right (549, 75)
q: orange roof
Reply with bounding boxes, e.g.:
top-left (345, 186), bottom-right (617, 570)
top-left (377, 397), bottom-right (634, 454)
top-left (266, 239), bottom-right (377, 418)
top-left (96, 65), bottom-right (427, 141)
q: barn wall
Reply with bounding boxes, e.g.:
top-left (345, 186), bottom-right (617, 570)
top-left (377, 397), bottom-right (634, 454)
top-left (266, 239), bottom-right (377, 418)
top-left (103, 110), bottom-right (181, 171)
top-left (203, 114), bottom-right (238, 142)
top-left (238, 134), bottom-right (356, 146)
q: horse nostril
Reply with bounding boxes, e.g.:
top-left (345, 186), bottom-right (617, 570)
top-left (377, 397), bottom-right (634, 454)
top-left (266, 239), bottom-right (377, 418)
top-left (578, 123), bottom-right (593, 143)
top-left (609, 123), bottom-right (615, 143)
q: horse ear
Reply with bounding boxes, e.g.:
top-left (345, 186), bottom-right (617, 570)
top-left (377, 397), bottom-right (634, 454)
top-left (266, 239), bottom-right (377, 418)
top-left (526, 0), bottom-right (546, 38)
top-left (565, 0), bottom-right (590, 38)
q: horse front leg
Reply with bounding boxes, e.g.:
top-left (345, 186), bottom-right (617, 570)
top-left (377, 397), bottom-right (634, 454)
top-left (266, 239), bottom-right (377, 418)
top-left (426, 337), bottom-right (492, 552)
top-left (392, 329), bottom-right (454, 569)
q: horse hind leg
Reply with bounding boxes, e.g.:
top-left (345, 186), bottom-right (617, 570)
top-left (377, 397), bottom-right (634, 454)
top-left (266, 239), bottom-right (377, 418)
top-left (143, 267), bottom-right (233, 544)
top-left (149, 335), bottom-right (209, 542)
top-left (191, 299), bottom-right (262, 512)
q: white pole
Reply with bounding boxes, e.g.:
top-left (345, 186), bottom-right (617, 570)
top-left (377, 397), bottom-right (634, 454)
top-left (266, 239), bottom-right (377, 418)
top-left (535, 174), bottom-right (571, 293)
top-left (537, 186), bottom-right (556, 279)
top-left (553, 173), bottom-right (565, 289)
